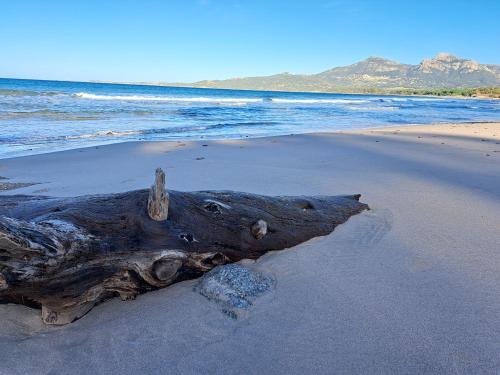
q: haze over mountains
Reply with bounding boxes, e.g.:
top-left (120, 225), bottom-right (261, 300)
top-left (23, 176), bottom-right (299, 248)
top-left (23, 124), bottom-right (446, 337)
top-left (178, 53), bottom-right (500, 93)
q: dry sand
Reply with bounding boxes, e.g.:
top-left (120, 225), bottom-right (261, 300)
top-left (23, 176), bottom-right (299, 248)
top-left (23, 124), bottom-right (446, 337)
top-left (0, 122), bottom-right (499, 374)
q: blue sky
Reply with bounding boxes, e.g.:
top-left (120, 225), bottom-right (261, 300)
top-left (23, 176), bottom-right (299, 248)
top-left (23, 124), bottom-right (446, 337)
top-left (1, 0), bottom-right (499, 82)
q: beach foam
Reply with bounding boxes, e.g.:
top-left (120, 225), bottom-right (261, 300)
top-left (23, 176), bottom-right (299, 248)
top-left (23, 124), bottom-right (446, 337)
top-left (75, 92), bottom-right (262, 103)
top-left (270, 98), bottom-right (369, 104)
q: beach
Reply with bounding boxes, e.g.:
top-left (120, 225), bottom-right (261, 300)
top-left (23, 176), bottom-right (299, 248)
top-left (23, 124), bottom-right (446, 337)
top-left (1, 122), bottom-right (499, 374)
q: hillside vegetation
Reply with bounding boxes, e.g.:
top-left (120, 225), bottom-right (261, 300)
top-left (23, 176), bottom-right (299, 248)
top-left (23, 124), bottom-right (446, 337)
top-left (361, 87), bottom-right (500, 98)
top-left (173, 53), bottom-right (500, 98)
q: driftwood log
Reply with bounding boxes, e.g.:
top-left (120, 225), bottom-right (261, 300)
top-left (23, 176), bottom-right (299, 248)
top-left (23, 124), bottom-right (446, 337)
top-left (0, 168), bottom-right (368, 325)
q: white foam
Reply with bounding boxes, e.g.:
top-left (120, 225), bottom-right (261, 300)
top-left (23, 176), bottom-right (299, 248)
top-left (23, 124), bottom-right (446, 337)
top-left (410, 97), bottom-right (445, 101)
top-left (66, 130), bottom-right (141, 139)
top-left (346, 106), bottom-right (399, 111)
top-left (74, 92), bottom-right (374, 105)
top-left (271, 98), bottom-right (369, 104)
top-left (75, 92), bottom-right (261, 103)
top-left (385, 97), bottom-right (443, 102)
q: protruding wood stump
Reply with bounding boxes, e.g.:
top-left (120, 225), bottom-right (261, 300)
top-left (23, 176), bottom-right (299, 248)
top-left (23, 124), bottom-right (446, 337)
top-left (0, 169), bottom-right (368, 324)
top-left (147, 168), bottom-right (169, 221)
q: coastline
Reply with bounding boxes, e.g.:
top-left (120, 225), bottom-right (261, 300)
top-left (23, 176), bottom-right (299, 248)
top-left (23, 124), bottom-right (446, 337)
top-left (2, 76), bottom-right (499, 100)
top-left (1, 122), bottom-right (499, 374)
top-left (2, 120), bottom-right (500, 161)
top-left (1, 122), bottom-right (499, 195)
top-left (160, 84), bottom-right (500, 100)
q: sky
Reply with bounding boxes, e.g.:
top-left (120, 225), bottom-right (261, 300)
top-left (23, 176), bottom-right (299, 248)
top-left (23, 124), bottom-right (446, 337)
top-left (1, 0), bottom-right (499, 82)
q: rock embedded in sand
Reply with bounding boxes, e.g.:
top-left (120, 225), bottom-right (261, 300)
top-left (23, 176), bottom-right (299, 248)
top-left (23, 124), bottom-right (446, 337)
top-left (196, 264), bottom-right (274, 317)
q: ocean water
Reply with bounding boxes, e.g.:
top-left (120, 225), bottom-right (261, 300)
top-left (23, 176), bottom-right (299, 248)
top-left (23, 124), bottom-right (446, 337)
top-left (0, 77), bottom-right (499, 158)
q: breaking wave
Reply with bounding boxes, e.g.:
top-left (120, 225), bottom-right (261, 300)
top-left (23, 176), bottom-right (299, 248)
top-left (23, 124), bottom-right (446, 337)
top-left (75, 92), bottom-right (262, 104)
top-left (74, 92), bottom-right (375, 105)
top-left (4, 121), bottom-right (281, 144)
top-left (66, 121), bottom-right (280, 139)
top-left (379, 97), bottom-right (445, 102)
top-left (270, 98), bottom-right (369, 104)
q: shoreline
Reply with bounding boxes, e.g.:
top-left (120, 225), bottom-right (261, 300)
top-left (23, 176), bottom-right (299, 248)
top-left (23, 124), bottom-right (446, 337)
top-left (2, 120), bottom-right (500, 161)
top-left (1, 122), bottom-right (499, 373)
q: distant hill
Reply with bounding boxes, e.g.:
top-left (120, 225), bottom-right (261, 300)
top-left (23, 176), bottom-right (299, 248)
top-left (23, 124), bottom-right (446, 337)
top-left (174, 53), bottom-right (500, 93)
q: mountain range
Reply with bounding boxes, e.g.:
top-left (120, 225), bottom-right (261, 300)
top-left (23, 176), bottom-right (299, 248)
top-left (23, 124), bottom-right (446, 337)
top-left (175, 53), bottom-right (500, 93)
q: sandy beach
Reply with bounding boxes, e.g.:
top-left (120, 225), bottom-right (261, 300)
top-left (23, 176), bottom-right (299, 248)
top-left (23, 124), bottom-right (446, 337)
top-left (1, 122), bottom-right (499, 374)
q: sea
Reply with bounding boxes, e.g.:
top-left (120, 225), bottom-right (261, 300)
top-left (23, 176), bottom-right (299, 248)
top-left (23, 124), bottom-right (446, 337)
top-left (1, 77), bottom-right (498, 158)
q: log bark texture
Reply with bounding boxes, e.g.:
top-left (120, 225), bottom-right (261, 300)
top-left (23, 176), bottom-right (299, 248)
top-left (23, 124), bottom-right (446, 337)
top-left (0, 171), bottom-right (368, 324)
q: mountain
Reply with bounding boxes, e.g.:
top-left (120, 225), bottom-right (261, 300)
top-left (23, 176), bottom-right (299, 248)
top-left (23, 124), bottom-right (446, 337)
top-left (180, 53), bottom-right (500, 93)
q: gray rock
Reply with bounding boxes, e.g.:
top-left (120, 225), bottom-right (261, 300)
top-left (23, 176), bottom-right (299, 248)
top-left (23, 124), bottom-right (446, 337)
top-left (196, 264), bottom-right (274, 318)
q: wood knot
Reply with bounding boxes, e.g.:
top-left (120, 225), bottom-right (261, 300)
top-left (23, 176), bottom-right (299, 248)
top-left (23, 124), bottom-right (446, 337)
top-left (251, 220), bottom-right (268, 240)
top-left (203, 199), bottom-right (231, 214)
top-left (42, 306), bottom-right (59, 325)
top-left (153, 259), bottom-right (183, 282)
top-left (147, 168), bottom-right (169, 221)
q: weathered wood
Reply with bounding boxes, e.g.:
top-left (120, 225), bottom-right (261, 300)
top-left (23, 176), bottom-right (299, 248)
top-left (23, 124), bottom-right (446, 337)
top-left (147, 168), bottom-right (169, 221)
top-left (0, 169), bottom-right (368, 324)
